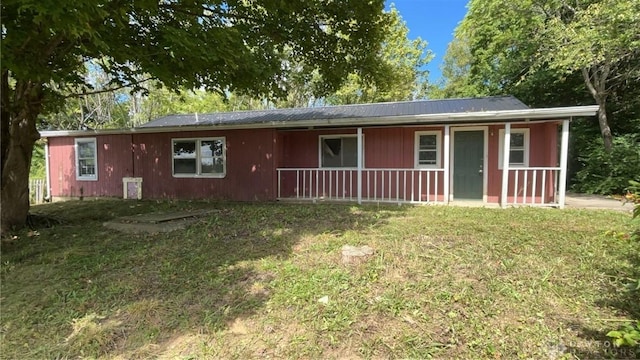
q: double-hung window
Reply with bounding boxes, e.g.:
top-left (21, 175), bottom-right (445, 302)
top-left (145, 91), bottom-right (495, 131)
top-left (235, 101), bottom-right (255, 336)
top-left (319, 135), bottom-right (358, 168)
top-left (75, 138), bottom-right (98, 180)
top-left (172, 138), bottom-right (226, 177)
top-left (415, 131), bottom-right (441, 168)
top-left (498, 128), bottom-right (530, 168)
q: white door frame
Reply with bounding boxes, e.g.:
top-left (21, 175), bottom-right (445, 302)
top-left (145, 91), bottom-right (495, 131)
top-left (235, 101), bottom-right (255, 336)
top-left (450, 126), bottom-right (489, 202)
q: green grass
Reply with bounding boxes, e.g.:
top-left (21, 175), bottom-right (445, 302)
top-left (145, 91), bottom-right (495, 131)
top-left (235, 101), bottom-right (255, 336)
top-left (2, 200), bottom-right (639, 359)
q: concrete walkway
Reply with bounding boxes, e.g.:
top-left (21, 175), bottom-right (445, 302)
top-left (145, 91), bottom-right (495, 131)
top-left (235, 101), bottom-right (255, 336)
top-left (565, 193), bottom-right (634, 212)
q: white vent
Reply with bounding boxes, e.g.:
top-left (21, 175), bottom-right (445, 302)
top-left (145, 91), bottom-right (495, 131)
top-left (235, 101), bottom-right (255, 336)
top-left (122, 177), bottom-right (143, 200)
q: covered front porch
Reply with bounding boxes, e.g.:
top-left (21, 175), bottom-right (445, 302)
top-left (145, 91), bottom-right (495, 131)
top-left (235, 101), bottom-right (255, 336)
top-left (276, 121), bottom-right (571, 208)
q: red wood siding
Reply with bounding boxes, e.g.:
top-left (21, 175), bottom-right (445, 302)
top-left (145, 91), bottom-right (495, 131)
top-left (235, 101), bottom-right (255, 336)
top-left (278, 127), bottom-right (445, 201)
top-left (486, 122), bottom-right (559, 203)
top-left (48, 135), bottom-right (133, 198)
top-left (132, 129), bottom-right (276, 201)
top-left (47, 122), bottom-right (560, 204)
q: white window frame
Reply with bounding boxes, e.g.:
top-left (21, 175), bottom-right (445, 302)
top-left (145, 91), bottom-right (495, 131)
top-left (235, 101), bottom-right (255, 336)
top-left (171, 137), bottom-right (226, 178)
top-left (318, 134), bottom-right (361, 168)
top-left (75, 137), bottom-right (98, 181)
top-left (498, 128), bottom-right (530, 169)
top-left (414, 131), bottom-right (441, 168)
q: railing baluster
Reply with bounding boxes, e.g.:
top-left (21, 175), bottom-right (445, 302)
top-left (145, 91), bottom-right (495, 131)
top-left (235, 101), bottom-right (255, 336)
top-left (418, 171), bottom-right (422, 203)
top-left (523, 170), bottom-right (528, 204)
top-left (382, 170), bottom-right (385, 201)
top-left (541, 170), bottom-right (547, 205)
top-left (433, 171), bottom-right (440, 202)
top-left (366, 170), bottom-right (370, 201)
top-left (315, 169), bottom-right (318, 200)
top-left (426, 170), bottom-right (431, 202)
top-left (374, 170), bottom-right (377, 201)
top-left (513, 170), bottom-right (519, 204)
top-left (303, 170), bottom-right (306, 199)
top-left (403, 170), bottom-right (407, 203)
top-left (329, 170), bottom-right (333, 199)
top-left (388, 171), bottom-right (392, 202)
top-left (553, 170), bottom-right (559, 205)
top-left (396, 171), bottom-right (400, 203)
top-left (296, 170), bottom-right (300, 198)
top-left (324, 169), bottom-right (328, 199)
top-left (411, 169), bottom-right (415, 202)
top-left (531, 170), bottom-right (537, 204)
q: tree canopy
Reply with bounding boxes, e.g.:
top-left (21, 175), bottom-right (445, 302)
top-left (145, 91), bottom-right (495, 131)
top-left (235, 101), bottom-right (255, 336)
top-left (327, 5), bottom-right (433, 105)
top-left (432, 0), bottom-right (640, 193)
top-left (1, 0), bottom-right (387, 232)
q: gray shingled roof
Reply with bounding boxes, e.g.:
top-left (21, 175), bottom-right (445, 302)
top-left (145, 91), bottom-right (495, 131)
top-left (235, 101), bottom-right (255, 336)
top-left (139, 96), bottom-right (529, 128)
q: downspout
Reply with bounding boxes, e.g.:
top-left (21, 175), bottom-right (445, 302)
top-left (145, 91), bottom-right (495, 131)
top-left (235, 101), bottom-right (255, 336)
top-left (44, 138), bottom-right (51, 201)
top-left (131, 134), bottom-right (135, 178)
top-left (357, 127), bottom-right (363, 205)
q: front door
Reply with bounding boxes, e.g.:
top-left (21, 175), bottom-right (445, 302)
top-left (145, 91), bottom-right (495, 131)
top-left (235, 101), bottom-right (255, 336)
top-left (453, 130), bottom-right (484, 200)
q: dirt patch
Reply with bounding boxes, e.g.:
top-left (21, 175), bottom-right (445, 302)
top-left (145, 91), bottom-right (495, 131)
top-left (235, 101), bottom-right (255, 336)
top-left (103, 209), bottom-right (217, 234)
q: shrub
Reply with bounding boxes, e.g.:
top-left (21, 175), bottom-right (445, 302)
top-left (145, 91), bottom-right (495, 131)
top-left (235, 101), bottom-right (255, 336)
top-left (573, 134), bottom-right (640, 194)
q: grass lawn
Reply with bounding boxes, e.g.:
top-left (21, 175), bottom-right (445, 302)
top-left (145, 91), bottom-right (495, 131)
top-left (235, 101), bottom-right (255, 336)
top-left (1, 200), bottom-right (639, 359)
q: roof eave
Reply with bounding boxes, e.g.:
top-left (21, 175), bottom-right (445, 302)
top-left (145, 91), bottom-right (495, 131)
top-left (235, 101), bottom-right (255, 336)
top-left (39, 105), bottom-right (599, 138)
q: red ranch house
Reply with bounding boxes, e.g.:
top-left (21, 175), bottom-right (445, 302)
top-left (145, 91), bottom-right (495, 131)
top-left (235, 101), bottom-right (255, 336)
top-left (40, 96), bottom-right (598, 208)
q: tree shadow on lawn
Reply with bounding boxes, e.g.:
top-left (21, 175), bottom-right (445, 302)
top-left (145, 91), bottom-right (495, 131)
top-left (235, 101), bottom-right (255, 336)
top-left (563, 250), bottom-right (640, 359)
top-left (1, 200), bottom-right (407, 359)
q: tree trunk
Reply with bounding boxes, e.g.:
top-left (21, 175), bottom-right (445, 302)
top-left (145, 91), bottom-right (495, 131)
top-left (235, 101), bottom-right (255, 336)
top-left (1, 77), bottom-right (43, 234)
top-left (595, 98), bottom-right (613, 152)
top-left (582, 66), bottom-right (613, 152)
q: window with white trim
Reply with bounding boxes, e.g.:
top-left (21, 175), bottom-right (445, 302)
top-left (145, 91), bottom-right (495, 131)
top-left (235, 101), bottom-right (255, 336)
top-left (75, 138), bottom-right (98, 180)
top-left (172, 138), bottom-right (226, 177)
top-left (415, 131), bottom-right (441, 168)
top-left (498, 128), bottom-right (530, 168)
top-left (319, 135), bottom-right (358, 168)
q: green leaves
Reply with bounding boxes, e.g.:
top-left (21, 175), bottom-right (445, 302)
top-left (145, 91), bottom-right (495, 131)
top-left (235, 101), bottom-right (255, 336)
top-left (326, 5), bottom-right (433, 104)
top-left (606, 322), bottom-right (640, 347)
top-left (2, 0), bottom-right (387, 102)
top-left (1, 0), bottom-right (388, 230)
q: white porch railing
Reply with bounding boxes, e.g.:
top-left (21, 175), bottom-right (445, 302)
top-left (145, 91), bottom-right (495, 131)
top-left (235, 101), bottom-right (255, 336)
top-left (277, 168), bottom-right (446, 204)
top-left (505, 167), bottom-right (560, 206)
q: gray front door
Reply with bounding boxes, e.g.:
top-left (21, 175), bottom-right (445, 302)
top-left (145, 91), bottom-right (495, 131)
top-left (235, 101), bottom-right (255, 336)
top-left (453, 130), bottom-right (484, 199)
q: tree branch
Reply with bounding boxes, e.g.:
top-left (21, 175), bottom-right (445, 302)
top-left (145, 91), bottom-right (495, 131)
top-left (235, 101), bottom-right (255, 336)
top-left (582, 67), bottom-right (598, 98)
top-left (63, 77), bottom-right (154, 98)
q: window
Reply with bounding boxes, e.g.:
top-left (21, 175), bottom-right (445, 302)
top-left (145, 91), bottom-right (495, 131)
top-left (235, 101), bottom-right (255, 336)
top-left (415, 131), bottom-right (441, 168)
top-left (75, 138), bottom-right (97, 180)
top-left (319, 135), bottom-right (359, 168)
top-left (498, 128), bottom-right (530, 168)
top-left (172, 138), bottom-right (225, 177)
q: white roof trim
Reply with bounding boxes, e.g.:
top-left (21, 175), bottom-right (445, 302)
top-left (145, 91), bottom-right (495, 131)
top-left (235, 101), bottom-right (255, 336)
top-left (40, 105), bottom-right (599, 138)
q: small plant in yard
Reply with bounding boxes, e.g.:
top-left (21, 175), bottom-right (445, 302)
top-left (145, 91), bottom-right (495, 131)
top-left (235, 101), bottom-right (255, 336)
top-left (607, 322), bottom-right (640, 347)
top-left (626, 180), bottom-right (640, 228)
top-left (604, 179), bottom-right (640, 354)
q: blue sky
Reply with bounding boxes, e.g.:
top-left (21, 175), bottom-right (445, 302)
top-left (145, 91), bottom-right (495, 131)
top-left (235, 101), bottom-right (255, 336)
top-left (385, 0), bottom-right (469, 84)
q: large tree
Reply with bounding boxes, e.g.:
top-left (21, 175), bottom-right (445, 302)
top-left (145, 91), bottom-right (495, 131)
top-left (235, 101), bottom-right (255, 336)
top-left (1, 0), bottom-right (386, 233)
top-left (434, 0), bottom-right (640, 151)
top-left (326, 4), bottom-right (433, 104)
top-left (540, 0), bottom-right (640, 151)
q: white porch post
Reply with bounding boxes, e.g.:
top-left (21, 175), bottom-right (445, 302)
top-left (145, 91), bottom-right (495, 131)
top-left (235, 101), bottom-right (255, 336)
top-left (443, 125), bottom-right (450, 204)
top-left (357, 127), bottom-right (363, 205)
top-left (558, 119), bottom-right (570, 209)
top-left (500, 123), bottom-right (511, 208)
